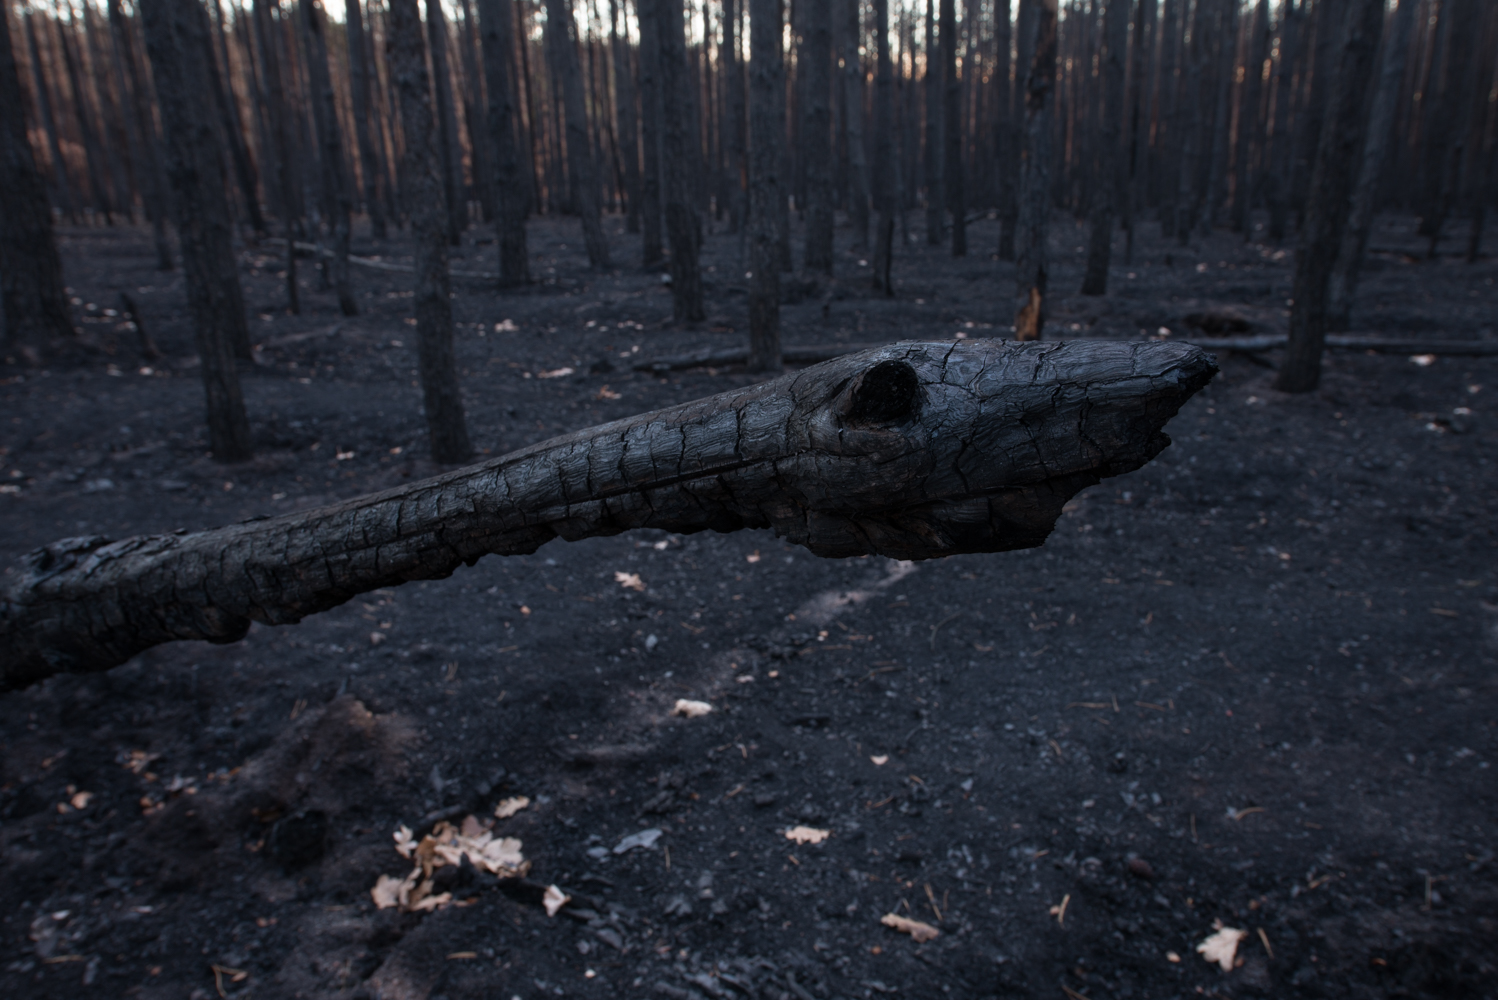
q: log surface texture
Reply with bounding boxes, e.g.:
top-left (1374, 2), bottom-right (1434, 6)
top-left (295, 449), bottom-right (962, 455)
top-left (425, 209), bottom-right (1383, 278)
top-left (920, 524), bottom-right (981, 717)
top-left (0, 340), bottom-right (1215, 692)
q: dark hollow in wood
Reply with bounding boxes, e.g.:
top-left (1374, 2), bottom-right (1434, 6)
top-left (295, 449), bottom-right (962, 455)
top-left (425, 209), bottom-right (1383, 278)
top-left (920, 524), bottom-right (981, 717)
top-left (0, 340), bottom-right (1215, 693)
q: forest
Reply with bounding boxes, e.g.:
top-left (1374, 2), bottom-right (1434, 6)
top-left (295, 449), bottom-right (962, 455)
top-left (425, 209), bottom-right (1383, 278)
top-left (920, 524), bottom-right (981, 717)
top-left (2, 0), bottom-right (1497, 996)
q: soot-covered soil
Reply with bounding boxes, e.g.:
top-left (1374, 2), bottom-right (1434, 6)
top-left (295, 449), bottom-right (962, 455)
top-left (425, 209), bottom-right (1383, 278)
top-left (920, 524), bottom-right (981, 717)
top-left (1, 212), bottom-right (1496, 1000)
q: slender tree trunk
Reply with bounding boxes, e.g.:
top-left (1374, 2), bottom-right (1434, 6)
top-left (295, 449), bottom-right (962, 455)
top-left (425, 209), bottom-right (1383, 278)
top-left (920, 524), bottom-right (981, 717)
top-left (0, 5), bottom-right (73, 361)
top-left (871, 0), bottom-right (896, 293)
top-left (1014, 0), bottom-right (1056, 340)
top-left (1199, 0), bottom-right (1235, 235)
top-left (196, 0), bottom-right (265, 236)
top-left (654, 0), bottom-right (705, 320)
top-left (56, 16), bottom-right (115, 220)
top-left (545, 0), bottom-right (611, 268)
top-left (940, 0), bottom-right (964, 255)
top-left (389, 0), bottom-right (474, 462)
top-left (300, 0), bottom-right (357, 315)
top-left (747, 0), bottom-right (783, 371)
top-left (458, 0), bottom-right (497, 223)
top-left (1122, 0), bottom-right (1154, 262)
top-left (426, 0), bottom-right (468, 243)
top-left (1275, 0), bottom-right (1385, 393)
top-left (139, 0), bottom-right (254, 461)
top-left (1291, 0), bottom-right (1344, 231)
top-left (1266, 0), bottom-right (1297, 241)
top-left (802, 0), bottom-right (834, 273)
top-left (1172, 0), bottom-right (1208, 242)
top-left (1418, 0), bottom-right (1480, 257)
top-left (1154, 0), bottom-right (1180, 236)
top-left (995, 0), bottom-right (1015, 259)
top-left (638, 0), bottom-right (665, 265)
top-left (840, 0), bottom-right (869, 248)
top-left (347, 0), bottom-right (389, 238)
top-left (611, 0), bottom-right (645, 233)
top-left (478, 0), bottom-right (532, 283)
top-left (1081, 0), bottom-right (1128, 295)
top-left (923, 0), bottom-right (943, 244)
top-left (24, 14), bottom-right (76, 219)
top-left (1231, 0), bottom-right (1269, 236)
top-left (108, 0), bottom-right (175, 269)
top-left (83, 6), bottom-right (134, 221)
top-left (254, 0), bottom-right (302, 313)
top-left (1327, 0), bottom-right (1415, 329)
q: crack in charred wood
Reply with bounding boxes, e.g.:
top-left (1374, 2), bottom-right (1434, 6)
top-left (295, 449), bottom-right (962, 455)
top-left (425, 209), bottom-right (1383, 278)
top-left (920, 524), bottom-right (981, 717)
top-left (0, 340), bottom-right (1214, 693)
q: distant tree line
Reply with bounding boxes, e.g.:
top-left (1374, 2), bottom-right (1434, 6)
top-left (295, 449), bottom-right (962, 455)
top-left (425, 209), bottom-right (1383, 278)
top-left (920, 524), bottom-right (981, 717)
top-left (2, 0), bottom-right (1496, 452)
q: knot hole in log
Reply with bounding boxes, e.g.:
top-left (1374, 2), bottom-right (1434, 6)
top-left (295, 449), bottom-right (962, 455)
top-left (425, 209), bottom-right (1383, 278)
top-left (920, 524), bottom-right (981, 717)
top-left (845, 360), bottom-right (922, 425)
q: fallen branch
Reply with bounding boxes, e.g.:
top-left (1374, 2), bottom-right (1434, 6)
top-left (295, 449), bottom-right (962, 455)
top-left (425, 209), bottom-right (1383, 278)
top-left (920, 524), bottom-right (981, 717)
top-left (635, 333), bottom-right (1498, 371)
top-left (256, 239), bottom-right (500, 281)
top-left (0, 340), bottom-right (1215, 692)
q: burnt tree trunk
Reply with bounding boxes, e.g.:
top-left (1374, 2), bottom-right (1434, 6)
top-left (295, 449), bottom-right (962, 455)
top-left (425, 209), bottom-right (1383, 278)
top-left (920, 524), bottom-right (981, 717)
top-left (254, 0), bottom-right (303, 314)
top-left (1081, 0), bottom-right (1128, 295)
top-left (0, 339), bottom-right (1215, 692)
top-left (0, 3), bottom-right (74, 360)
top-left (478, 0), bottom-right (531, 284)
top-left (24, 14), bottom-right (76, 219)
top-left (801, 0), bottom-right (834, 274)
top-left (1013, 0), bottom-right (1056, 340)
top-left (747, 0), bottom-right (783, 372)
top-left (610, 0), bottom-right (644, 234)
top-left (654, 0), bottom-right (705, 321)
top-left (1274, 0), bottom-right (1385, 394)
top-left (870, 0), bottom-right (896, 294)
top-left (301, 0), bottom-right (358, 315)
top-left (1231, 0), bottom-right (1269, 237)
top-left (994, 0), bottom-right (1015, 259)
top-left (923, 0), bottom-right (943, 245)
top-left (544, 0), bottom-right (611, 269)
top-left (637, 0), bottom-right (665, 266)
top-left (389, 0), bottom-right (475, 461)
top-left (840, 0), bottom-right (870, 249)
top-left (426, 0), bottom-right (468, 244)
top-left (139, 0), bottom-right (254, 461)
top-left (1327, 0), bottom-right (1416, 330)
top-left (347, 0), bottom-right (389, 238)
top-left (197, 0), bottom-right (266, 236)
top-left (107, 0), bottom-right (176, 269)
top-left (940, 0), bottom-right (964, 255)
top-left (1265, 0), bottom-right (1297, 241)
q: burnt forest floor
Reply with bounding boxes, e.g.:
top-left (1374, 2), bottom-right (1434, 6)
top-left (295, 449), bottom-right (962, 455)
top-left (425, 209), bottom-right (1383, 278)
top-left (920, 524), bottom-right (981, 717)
top-left (2, 210), bottom-right (1497, 1000)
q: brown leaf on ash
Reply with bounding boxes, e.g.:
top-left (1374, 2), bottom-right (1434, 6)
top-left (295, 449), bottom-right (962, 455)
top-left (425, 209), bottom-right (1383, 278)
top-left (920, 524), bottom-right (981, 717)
top-left (785, 826), bottom-right (830, 845)
top-left (493, 796), bottom-right (530, 819)
top-left (1197, 925), bottom-right (1248, 972)
top-left (881, 913), bottom-right (940, 943)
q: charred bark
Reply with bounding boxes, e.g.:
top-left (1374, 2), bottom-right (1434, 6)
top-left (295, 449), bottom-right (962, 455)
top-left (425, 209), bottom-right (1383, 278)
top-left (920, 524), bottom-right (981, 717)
top-left (301, 0), bottom-right (358, 316)
top-left (940, 0), bottom-right (964, 256)
top-left (0, 3), bottom-right (74, 360)
top-left (139, 0), bottom-right (254, 461)
top-left (346, 0), bottom-right (389, 239)
top-left (0, 340), bottom-right (1215, 692)
top-left (1014, 0), bottom-right (1056, 340)
top-left (637, 0), bottom-right (665, 266)
top-left (478, 0), bottom-right (531, 284)
top-left (1081, 0), bottom-right (1128, 295)
top-left (839, 0), bottom-right (869, 249)
top-left (610, 0), bottom-right (644, 233)
top-left (389, 0), bottom-right (475, 462)
top-left (871, 0), bottom-right (897, 294)
top-left (654, 0), bottom-right (705, 321)
top-left (801, 0), bottom-right (834, 274)
top-left (544, 0), bottom-right (611, 269)
top-left (426, 0), bottom-right (468, 244)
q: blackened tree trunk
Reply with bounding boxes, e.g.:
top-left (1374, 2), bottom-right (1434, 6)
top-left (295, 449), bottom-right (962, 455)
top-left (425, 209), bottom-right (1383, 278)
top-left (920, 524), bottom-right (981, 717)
top-left (802, 0), bottom-right (834, 274)
top-left (610, 0), bottom-right (644, 233)
top-left (1265, 0), bottom-right (1297, 241)
top-left (1122, 0), bottom-right (1153, 262)
top-left (654, 0), bottom-right (705, 321)
top-left (107, 0), bottom-right (175, 269)
top-left (56, 16), bottom-right (116, 221)
top-left (389, 0), bottom-right (474, 462)
top-left (1081, 0), bottom-right (1128, 295)
top-left (1013, 0), bottom-right (1056, 340)
top-left (426, 0), bottom-right (468, 244)
top-left (638, 0), bottom-right (665, 266)
top-left (1328, 0), bottom-right (1416, 330)
top-left (477, 0), bottom-right (531, 284)
top-left (254, 0), bottom-right (303, 314)
top-left (545, 0), bottom-right (611, 269)
top-left (1418, 0), bottom-right (1481, 257)
top-left (923, 0), bottom-right (942, 245)
top-left (0, 5), bottom-right (73, 361)
top-left (347, 0), bottom-right (389, 238)
top-left (139, 0), bottom-right (253, 461)
top-left (1274, 0), bottom-right (1385, 394)
top-left (940, 0), bottom-right (964, 255)
top-left (301, 0), bottom-right (358, 315)
top-left (840, 0), bottom-right (869, 248)
top-left (196, 0), bottom-right (265, 236)
top-left (870, 0), bottom-right (896, 293)
top-left (747, 0), bottom-right (783, 371)
top-left (24, 14), bottom-right (76, 219)
top-left (458, 0), bottom-right (496, 223)
top-left (1231, 0), bottom-right (1269, 237)
top-left (994, 0), bottom-right (1015, 259)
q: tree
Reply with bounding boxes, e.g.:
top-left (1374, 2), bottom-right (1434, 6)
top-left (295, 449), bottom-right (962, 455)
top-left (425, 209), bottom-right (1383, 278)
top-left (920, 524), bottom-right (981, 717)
top-left (610, 0), bottom-right (645, 233)
top-left (425, 0), bottom-right (468, 244)
top-left (106, 0), bottom-right (175, 270)
top-left (138, 0), bottom-right (253, 461)
top-left (0, 2), bottom-right (74, 361)
top-left (1013, 0), bottom-right (1056, 340)
top-left (1081, 0), bottom-right (1128, 295)
top-left (0, 340), bottom-right (1216, 692)
top-left (544, 0), bottom-right (611, 268)
top-left (253, 0), bottom-right (304, 314)
top-left (747, 0), bottom-right (783, 372)
top-left (940, 0), bottom-right (964, 255)
top-left (923, 0), bottom-right (942, 244)
top-left (870, 0), bottom-right (897, 293)
top-left (637, 0), bottom-right (665, 266)
top-left (801, 0), bottom-right (833, 274)
top-left (388, 0), bottom-right (474, 462)
top-left (478, 0), bottom-right (531, 284)
top-left (301, 0), bottom-right (358, 316)
top-left (840, 0), bottom-right (869, 249)
top-left (346, 0), bottom-right (389, 239)
top-left (653, 0), bottom-right (704, 322)
top-left (1274, 0), bottom-right (1386, 394)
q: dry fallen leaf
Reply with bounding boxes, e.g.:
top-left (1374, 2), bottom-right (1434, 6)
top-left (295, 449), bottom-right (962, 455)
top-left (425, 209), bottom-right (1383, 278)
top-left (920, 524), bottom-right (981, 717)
top-left (785, 826), bottom-right (831, 845)
top-left (870, 755), bottom-right (889, 766)
top-left (370, 874), bottom-right (405, 910)
top-left (537, 367), bottom-right (575, 379)
top-left (393, 825), bottom-right (416, 858)
top-left (615, 571), bottom-right (646, 591)
top-left (374, 816), bottom-right (529, 912)
top-left (68, 791), bottom-right (93, 810)
top-left (1197, 925), bottom-right (1248, 972)
top-left (543, 884), bottom-right (571, 917)
top-left (881, 913), bottom-right (940, 943)
top-left (672, 699), bottom-right (713, 718)
top-left (493, 796), bottom-right (530, 819)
